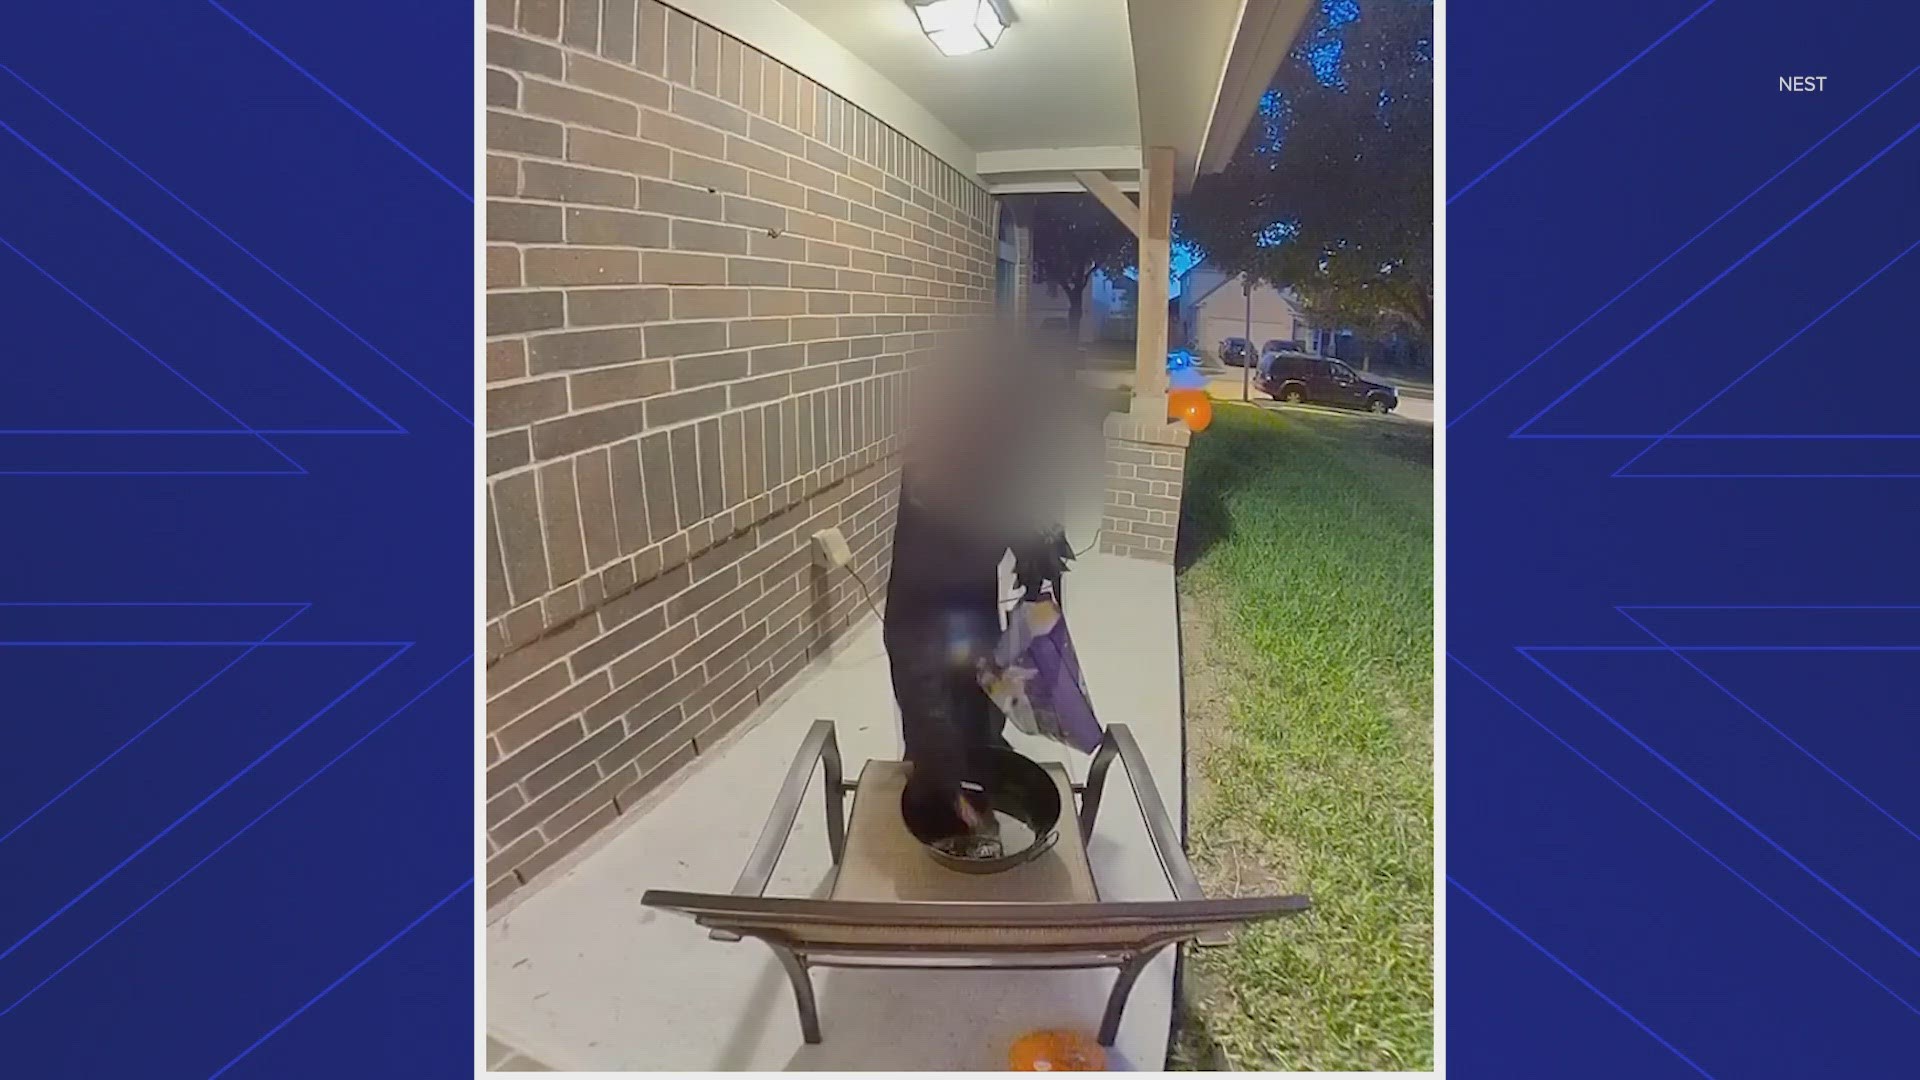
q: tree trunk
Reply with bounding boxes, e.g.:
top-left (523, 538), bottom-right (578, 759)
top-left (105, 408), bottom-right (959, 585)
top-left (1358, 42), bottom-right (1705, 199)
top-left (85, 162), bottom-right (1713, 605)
top-left (1064, 281), bottom-right (1086, 342)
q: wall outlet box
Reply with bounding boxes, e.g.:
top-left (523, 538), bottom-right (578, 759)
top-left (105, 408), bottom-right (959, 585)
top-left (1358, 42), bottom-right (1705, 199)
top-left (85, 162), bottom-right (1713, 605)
top-left (812, 527), bottom-right (853, 569)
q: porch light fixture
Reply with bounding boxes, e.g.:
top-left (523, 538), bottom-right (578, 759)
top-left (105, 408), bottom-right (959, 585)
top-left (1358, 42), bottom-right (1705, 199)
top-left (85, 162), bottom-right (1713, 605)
top-left (909, 0), bottom-right (1008, 56)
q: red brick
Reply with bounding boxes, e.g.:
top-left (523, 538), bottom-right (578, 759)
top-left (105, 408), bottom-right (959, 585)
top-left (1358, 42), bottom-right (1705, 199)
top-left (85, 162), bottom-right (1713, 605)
top-left (670, 219), bottom-right (749, 255)
top-left (516, 801), bottom-right (617, 881)
top-left (670, 350), bottom-right (748, 390)
top-left (567, 51), bottom-right (668, 108)
top-left (523, 79), bottom-right (637, 134)
top-left (537, 461), bottom-right (588, 585)
top-left (728, 318), bottom-right (788, 349)
top-left (671, 287), bottom-right (749, 319)
top-left (487, 377), bottom-right (568, 431)
top-left (600, 0), bottom-right (636, 61)
top-left (565, 128), bottom-right (671, 177)
top-left (642, 251), bottom-right (727, 285)
top-left (567, 359), bottom-right (670, 408)
top-left (575, 449), bottom-right (621, 567)
top-left (489, 111), bottom-right (563, 157)
top-left (643, 321), bottom-right (728, 359)
top-left (561, 0), bottom-right (598, 49)
top-left (641, 107), bottom-right (724, 158)
top-left (521, 161), bottom-right (636, 207)
top-left (523, 247), bottom-right (639, 286)
top-left (531, 401), bottom-right (647, 459)
top-left (492, 473), bottom-right (550, 604)
top-left (567, 287), bottom-right (671, 328)
top-left (612, 739), bottom-right (697, 813)
top-left (607, 616), bottom-right (696, 686)
top-left (564, 206), bottom-right (669, 247)
top-left (582, 654), bottom-right (677, 729)
top-left (489, 291), bottom-right (564, 336)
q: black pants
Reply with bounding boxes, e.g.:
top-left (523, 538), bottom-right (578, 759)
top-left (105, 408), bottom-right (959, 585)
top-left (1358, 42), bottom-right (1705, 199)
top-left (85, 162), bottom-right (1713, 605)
top-left (883, 487), bottom-right (1010, 836)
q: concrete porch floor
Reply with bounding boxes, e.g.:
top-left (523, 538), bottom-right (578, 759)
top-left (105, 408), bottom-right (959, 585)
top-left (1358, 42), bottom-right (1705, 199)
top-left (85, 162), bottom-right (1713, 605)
top-left (484, 522), bottom-right (1189, 1071)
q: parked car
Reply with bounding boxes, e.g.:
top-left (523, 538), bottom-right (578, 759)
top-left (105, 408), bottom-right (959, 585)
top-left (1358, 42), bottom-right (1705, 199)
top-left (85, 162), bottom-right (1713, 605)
top-left (1258, 353), bottom-right (1400, 414)
top-left (1256, 339), bottom-right (1306, 368)
top-left (1218, 337), bottom-right (1253, 366)
top-left (1253, 343), bottom-right (1307, 381)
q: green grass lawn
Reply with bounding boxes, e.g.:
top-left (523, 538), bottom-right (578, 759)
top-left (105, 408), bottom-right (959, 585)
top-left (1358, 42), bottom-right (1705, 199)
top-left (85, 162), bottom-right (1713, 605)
top-left (1171, 402), bottom-right (1433, 1071)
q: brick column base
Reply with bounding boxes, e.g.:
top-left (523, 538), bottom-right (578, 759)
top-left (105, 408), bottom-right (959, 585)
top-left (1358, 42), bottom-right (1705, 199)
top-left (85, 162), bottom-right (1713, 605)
top-left (1099, 413), bottom-right (1190, 563)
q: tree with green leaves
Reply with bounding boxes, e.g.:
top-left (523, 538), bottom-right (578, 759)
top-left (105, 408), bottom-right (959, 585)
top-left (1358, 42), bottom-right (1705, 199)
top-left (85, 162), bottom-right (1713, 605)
top-left (1179, 0), bottom-right (1433, 344)
top-left (1024, 195), bottom-right (1136, 341)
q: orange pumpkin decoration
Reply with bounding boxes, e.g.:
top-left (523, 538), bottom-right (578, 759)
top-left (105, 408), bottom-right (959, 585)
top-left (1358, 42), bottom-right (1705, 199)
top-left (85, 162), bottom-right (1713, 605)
top-left (1168, 388), bottom-right (1213, 433)
top-left (1009, 1029), bottom-right (1107, 1071)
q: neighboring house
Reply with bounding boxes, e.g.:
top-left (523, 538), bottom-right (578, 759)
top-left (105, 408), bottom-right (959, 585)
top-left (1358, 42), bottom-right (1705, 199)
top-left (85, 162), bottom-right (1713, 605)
top-left (995, 206), bottom-right (1019, 314)
top-left (1324, 325), bottom-right (1431, 378)
top-left (1027, 265), bottom-right (1123, 343)
top-left (1178, 264), bottom-right (1307, 359)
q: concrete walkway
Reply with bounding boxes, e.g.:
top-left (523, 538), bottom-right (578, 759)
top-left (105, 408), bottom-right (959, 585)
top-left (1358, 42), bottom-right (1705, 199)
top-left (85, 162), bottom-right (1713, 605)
top-left (485, 518), bottom-right (1188, 1070)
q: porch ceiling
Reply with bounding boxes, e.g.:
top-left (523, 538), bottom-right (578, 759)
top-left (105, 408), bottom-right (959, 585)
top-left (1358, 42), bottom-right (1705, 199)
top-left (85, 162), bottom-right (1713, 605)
top-left (681, 0), bottom-right (1307, 196)
top-left (778, 0), bottom-right (1141, 157)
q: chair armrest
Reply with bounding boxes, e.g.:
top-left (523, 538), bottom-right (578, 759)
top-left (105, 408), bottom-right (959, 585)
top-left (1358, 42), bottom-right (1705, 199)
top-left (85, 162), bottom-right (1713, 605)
top-left (1098, 725), bottom-right (1204, 899)
top-left (1082, 725), bottom-right (1229, 945)
top-left (711, 719), bottom-right (842, 940)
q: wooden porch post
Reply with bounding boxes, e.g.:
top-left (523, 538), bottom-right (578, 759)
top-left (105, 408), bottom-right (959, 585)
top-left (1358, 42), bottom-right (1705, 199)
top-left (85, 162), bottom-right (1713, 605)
top-left (1130, 146), bottom-right (1174, 419)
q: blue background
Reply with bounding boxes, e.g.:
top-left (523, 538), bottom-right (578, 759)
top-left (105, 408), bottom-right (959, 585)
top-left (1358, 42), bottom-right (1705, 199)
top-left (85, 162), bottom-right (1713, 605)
top-left (1450, 1), bottom-right (1920, 1076)
top-left (0, 2), bottom-right (473, 1077)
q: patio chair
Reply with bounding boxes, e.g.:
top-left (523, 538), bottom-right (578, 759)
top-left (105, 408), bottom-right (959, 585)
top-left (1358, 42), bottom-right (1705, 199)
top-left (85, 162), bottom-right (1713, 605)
top-left (642, 720), bottom-right (1310, 1046)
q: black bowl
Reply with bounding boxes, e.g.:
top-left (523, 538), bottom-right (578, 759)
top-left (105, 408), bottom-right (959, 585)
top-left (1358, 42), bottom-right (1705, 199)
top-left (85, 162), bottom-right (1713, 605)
top-left (900, 747), bottom-right (1062, 874)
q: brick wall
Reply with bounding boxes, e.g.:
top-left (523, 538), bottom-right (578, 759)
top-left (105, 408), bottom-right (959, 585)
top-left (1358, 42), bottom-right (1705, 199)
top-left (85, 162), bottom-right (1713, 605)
top-left (484, 0), bottom-right (995, 907)
top-left (1099, 414), bottom-right (1190, 563)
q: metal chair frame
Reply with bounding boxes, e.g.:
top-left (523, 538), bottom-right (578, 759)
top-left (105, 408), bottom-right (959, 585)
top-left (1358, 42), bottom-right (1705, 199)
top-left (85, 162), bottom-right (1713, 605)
top-left (642, 720), bottom-right (1308, 1046)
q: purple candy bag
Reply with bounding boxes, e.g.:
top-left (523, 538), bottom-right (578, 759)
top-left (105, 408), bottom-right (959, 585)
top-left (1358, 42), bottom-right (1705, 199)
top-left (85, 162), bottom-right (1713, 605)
top-left (978, 595), bottom-right (1103, 754)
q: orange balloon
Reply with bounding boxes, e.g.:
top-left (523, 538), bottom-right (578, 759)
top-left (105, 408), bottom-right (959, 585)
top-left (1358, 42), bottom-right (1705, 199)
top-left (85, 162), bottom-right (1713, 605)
top-left (1168, 388), bottom-right (1213, 433)
top-left (1009, 1029), bottom-right (1107, 1071)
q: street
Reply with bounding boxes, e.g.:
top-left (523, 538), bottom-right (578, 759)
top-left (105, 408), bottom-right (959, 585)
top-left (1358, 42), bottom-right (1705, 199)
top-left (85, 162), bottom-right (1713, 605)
top-left (1078, 367), bottom-right (1435, 425)
top-left (1201, 370), bottom-right (1434, 425)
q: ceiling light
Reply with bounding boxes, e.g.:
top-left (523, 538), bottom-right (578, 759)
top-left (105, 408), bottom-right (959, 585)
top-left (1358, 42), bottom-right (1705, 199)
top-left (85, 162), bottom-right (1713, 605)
top-left (910, 0), bottom-right (1008, 56)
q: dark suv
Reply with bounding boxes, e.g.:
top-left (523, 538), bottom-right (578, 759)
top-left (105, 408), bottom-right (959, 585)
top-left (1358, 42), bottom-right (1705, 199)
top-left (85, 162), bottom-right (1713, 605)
top-left (1258, 353), bottom-right (1399, 414)
top-left (1218, 337), bottom-right (1253, 366)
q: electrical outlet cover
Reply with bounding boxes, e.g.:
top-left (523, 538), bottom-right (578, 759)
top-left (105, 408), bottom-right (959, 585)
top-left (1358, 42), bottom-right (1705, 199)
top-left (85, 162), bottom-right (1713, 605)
top-left (812, 527), bottom-right (853, 568)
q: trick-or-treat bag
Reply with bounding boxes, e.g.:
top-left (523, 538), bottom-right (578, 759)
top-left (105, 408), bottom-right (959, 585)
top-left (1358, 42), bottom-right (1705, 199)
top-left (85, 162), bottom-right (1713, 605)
top-left (978, 594), bottom-right (1103, 754)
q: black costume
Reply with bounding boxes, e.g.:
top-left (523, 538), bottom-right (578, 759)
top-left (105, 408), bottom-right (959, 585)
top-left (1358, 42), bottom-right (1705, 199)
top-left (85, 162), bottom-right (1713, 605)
top-left (881, 337), bottom-right (1083, 839)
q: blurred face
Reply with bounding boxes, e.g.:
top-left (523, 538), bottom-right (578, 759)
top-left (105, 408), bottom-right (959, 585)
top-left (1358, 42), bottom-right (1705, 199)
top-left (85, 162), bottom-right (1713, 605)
top-left (900, 322), bottom-right (1099, 526)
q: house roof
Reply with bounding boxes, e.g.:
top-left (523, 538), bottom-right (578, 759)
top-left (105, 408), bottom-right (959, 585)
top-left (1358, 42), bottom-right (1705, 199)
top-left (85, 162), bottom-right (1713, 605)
top-left (1185, 268), bottom-right (1304, 316)
top-left (1186, 269), bottom-right (1239, 311)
